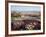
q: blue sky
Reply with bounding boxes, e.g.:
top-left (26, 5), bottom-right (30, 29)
top-left (11, 5), bottom-right (41, 12)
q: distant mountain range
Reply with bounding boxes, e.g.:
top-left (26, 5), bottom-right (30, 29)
top-left (11, 11), bottom-right (40, 16)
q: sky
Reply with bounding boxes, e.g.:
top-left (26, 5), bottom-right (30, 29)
top-left (11, 5), bottom-right (41, 12)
